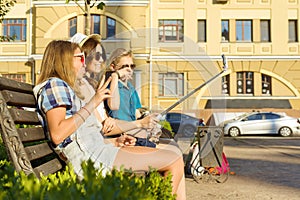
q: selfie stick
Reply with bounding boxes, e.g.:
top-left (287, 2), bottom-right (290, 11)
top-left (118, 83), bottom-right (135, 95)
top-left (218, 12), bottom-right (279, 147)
top-left (159, 54), bottom-right (228, 117)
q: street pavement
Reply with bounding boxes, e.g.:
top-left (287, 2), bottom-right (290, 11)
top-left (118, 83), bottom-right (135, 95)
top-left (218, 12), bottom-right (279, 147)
top-left (180, 136), bottom-right (300, 200)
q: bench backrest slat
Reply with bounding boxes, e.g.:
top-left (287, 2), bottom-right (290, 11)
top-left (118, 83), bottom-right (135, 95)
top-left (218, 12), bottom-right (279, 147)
top-left (1, 90), bottom-right (36, 108)
top-left (9, 108), bottom-right (40, 124)
top-left (0, 77), bottom-right (64, 178)
top-left (0, 77), bottom-right (33, 94)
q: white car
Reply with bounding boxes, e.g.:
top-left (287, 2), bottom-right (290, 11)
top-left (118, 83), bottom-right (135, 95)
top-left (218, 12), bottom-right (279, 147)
top-left (223, 112), bottom-right (300, 137)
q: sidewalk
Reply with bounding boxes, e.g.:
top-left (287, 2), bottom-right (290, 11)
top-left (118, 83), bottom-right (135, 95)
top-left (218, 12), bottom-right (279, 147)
top-left (183, 137), bottom-right (300, 200)
top-left (185, 174), bottom-right (300, 200)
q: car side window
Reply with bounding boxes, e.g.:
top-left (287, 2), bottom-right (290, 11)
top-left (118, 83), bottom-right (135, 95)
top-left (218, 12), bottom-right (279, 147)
top-left (247, 114), bottom-right (262, 121)
top-left (265, 113), bottom-right (280, 119)
top-left (182, 114), bottom-right (188, 120)
top-left (169, 113), bottom-right (181, 121)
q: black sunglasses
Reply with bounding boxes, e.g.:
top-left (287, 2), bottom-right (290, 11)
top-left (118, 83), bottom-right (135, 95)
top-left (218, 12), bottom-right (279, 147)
top-left (95, 52), bottom-right (103, 61)
top-left (119, 64), bottom-right (136, 70)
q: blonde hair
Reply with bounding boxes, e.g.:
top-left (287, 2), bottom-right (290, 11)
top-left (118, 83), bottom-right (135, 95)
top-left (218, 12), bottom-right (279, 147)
top-left (106, 48), bottom-right (133, 68)
top-left (37, 40), bottom-right (79, 89)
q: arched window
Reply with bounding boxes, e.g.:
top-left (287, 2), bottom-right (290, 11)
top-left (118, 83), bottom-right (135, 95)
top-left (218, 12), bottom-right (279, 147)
top-left (262, 74), bottom-right (272, 95)
top-left (222, 74), bottom-right (230, 95)
top-left (237, 72), bottom-right (253, 94)
top-left (69, 17), bottom-right (77, 37)
top-left (91, 15), bottom-right (101, 34)
top-left (89, 15), bottom-right (116, 38)
top-left (107, 17), bottom-right (116, 38)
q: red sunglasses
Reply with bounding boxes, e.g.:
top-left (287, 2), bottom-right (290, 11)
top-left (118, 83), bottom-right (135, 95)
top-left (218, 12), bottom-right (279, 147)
top-left (74, 52), bottom-right (85, 65)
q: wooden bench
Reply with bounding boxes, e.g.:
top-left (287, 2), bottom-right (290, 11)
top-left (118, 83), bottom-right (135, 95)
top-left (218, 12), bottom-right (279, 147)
top-left (0, 77), bottom-right (64, 178)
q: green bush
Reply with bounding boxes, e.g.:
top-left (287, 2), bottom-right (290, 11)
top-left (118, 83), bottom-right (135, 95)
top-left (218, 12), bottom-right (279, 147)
top-left (159, 120), bottom-right (175, 137)
top-left (0, 138), bottom-right (8, 161)
top-left (0, 159), bottom-right (175, 200)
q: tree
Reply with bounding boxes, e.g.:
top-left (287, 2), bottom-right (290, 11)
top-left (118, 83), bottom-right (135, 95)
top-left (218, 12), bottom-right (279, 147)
top-left (0, 0), bottom-right (17, 42)
top-left (66, 0), bottom-right (105, 35)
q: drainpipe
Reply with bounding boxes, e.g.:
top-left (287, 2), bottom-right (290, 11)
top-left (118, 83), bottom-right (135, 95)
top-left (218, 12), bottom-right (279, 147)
top-left (30, 57), bottom-right (35, 84)
top-left (149, 0), bottom-right (153, 110)
top-left (29, 0), bottom-right (35, 84)
top-left (29, 0), bottom-right (32, 56)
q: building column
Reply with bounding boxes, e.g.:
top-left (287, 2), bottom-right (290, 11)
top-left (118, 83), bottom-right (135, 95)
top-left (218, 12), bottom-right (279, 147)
top-left (134, 70), bottom-right (142, 98)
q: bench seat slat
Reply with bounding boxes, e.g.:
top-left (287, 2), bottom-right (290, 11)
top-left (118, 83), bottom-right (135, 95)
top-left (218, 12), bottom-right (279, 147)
top-left (18, 127), bottom-right (47, 142)
top-left (33, 159), bottom-right (63, 178)
top-left (24, 143), bottom-right (54, 161)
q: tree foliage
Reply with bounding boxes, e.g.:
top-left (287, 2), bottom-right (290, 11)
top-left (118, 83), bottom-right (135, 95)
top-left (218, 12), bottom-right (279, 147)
top-left (66, 0), bottom-right (105, 35)
top-left (0, 0), bottom-right (17, 42)
top-left (0, 0), bottom-right (16, 22)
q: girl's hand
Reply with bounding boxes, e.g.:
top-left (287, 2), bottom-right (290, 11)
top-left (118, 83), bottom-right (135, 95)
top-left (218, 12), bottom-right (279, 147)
top-left (97, 74), bottom-right (106, 90)
top-left (139, 113), bottom-right (159, 130)
top-left (102, 117), bottom-right (116, 133)
top-left (95, 76), bottom-right (112, 104)
top-left (117, 67), bottom-right (133, 81)
top-left (115, 134), bottom-right (136, 147)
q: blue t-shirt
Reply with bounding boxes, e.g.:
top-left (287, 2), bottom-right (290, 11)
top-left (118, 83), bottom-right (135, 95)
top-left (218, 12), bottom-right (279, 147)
top-left (106, 81), bottom-right (141, 121)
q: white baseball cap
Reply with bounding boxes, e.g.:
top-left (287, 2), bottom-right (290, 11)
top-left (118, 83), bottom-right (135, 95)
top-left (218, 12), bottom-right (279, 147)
top-left (70, 33), bottom-right (101, 47)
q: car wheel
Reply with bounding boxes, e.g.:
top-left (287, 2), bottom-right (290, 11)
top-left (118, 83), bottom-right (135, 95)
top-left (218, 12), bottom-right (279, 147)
top-left (228, 127), bottom-right (240, 137)
top-left (279, 127), bottom-right (292, 137)
top-left (182, 125), bottom-right (197, 137)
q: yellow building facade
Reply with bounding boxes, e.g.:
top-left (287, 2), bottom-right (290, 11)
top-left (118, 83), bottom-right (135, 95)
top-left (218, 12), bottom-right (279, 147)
top-left (1, 0), bottom-right (300, 120)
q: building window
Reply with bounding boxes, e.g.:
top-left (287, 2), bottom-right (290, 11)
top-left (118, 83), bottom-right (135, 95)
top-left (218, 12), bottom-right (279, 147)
top-left (289, 20), bottom-right (298, 42)
top-left (91, 15), bottom-right (100, 34)
top-left (197, 20), bottom-right (206, 42)
top-left (159, 19), bottom-right (184, 42)
top-left (222, 74), bottom-right (230, 95)
top-left (237, 72), bottom-right (253, 94)
top-left (221, 20), bottom-right (229, 42)
top-left (69, 17), bottom-right (77, 37)
top-left (262, 74), bottom-right (271, 95)
top-left (1, 74), bottom-right (26, 82)
top-left (260, 20), bottom-right (271, 42)
top-left (107, 17), bottom-right (116, 38)
top-left (236, 20), bottom-right (252, 42)
top-left (158, 73), bottom-right (184, 96)
top-left (2, 19), bottom-right (26, 42)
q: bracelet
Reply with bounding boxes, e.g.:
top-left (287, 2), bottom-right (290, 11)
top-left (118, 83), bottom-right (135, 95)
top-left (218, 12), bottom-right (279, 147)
top-left (82, 106), bottom-right (91, 115)
top-left (76, 112), bottom-right (85, 122)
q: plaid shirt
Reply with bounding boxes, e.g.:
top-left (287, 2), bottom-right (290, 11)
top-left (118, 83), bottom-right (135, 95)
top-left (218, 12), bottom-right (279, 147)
top-left (40, 78), bottom-right (77, 116)
top-left (34, 78), bottom-right (80, 140)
